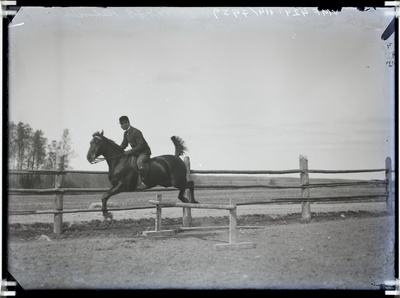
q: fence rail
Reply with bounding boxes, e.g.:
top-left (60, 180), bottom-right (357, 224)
top-left (8, 187), bottom-right (177, 195)
top-left (191, 169), bottom-right (302, 175)
top-left (236, 194), bottom-right (387, 205)
top-left (308, 169), bottom-right (387, 174)
top-left (8, 155), bottom-right (394, 235)
top-left (9, 206), bottom-right (153, 216)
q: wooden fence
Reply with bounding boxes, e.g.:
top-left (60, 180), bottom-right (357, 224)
top-left (8, 155), bottom-right (394, 235)
top-left (182, 156), bottom-right (393, 225)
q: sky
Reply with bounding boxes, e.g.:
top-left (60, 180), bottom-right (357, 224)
top-left (7, 6), bottom-right (396, 179)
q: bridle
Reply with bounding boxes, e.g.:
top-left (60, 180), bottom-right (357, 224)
top-left (90, 135), bottom-right (125, 164)
top-left (90, 157), bottom-right (107, 164)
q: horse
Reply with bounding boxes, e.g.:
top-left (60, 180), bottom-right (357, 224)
top-left (86, 131), bottom-right (197, 220)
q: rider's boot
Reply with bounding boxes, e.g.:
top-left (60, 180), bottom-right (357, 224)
top-left (137, 169), bottom-right (147, 190)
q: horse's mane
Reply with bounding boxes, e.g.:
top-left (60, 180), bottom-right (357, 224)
top-left (92, 131), bottom-right (124, 153)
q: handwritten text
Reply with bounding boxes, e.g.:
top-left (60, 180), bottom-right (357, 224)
top-left (213, 8), bottom-right (339, 19)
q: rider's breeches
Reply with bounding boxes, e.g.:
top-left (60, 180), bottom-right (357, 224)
top-left (137, 154), bottom-right (150, 173)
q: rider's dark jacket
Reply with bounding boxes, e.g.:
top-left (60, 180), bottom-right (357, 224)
top-left (120, 126), bottom-right (151, 157)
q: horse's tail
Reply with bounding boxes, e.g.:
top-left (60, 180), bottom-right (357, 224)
top-left (171, 136), bottom-right (187, 157)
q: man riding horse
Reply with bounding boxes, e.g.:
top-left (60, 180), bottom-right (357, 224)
top-left (119, 115), bottom-right (150, 190)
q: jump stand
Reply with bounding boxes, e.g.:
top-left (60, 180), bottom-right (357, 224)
top-left (143, 194), bottom-right (255, 250)
top-left (142, 194), bottom-right (175, 237)
top-left (213, 205), bottom-right (255, 251)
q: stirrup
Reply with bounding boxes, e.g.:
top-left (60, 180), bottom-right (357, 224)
top-left (137, 182), bottom-right (147, 190)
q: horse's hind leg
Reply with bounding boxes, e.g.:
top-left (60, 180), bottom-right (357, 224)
top-left (178, 180), bottom-right (198, 203)
top-left (178, 189), bottom-right (189, 203)
top-left (186, 180), bottom-right (197, 203)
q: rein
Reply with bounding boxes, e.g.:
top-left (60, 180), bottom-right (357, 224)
top-left (90, 135), bottom-right (125, 164)
top-left (91, 153), bottom-right (125, 164)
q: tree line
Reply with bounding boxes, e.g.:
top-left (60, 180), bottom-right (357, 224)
top-left (8, 121), bottom-right (75, 170)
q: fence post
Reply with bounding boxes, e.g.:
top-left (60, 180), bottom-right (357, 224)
top-left (299, 155), bottom-right (311, 220)
top-left (183, 156), bottom-right (193, 227)
top-left (155, 194), bottom-right (162, 231)
top-left (385, 157), bottom-right (394, 214)
top-left (54, 151), bottom-right (64, 235)
top-left (229, 198), bottom-right (237, 244)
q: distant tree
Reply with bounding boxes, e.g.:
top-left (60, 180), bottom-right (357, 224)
top-left (29, 130), bottom-right (47, 170)
top-left (9, 122), bottom-right (48, 170)
top-left (59, 128), bottom-right (75, 170)
top-left (44, 129), bottom-right (76, 170)
top-left (15, 122), bottom-right (33, 170)
top-left (44, 140), bottom-right (60, 170)
top-left (8, 121), bottom-right (75, 171)
top-left (8, 121), bottom-right (18, 169)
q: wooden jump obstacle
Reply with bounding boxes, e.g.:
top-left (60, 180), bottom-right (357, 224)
top-left (143, 194), bottom-right (256, 250)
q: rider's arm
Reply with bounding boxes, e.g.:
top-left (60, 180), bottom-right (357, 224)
top-left (120, 132), bottom-right (128, 150)
top-left (127, 130), bottom-right (147, 156)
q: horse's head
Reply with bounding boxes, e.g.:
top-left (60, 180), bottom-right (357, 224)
top-left (87, 130), bottom-right (104, 164)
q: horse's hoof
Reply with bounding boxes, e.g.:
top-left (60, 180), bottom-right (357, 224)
top-left (103, 212), bottom-right (114, 221)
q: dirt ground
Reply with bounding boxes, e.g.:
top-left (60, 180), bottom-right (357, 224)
top-left (7, 201), bottom-right (396, 291)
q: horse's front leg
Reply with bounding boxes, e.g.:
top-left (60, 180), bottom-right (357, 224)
top-left (102, 182), bottom-right (125, 221)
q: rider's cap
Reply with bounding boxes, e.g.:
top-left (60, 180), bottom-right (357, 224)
top-left (119, 116), bottom-right (130, 124)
